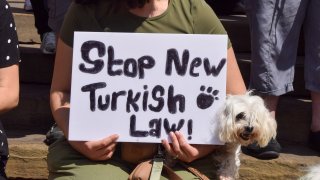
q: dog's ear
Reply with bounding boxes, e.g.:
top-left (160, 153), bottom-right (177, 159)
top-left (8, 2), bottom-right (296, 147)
top-left (218, 100), bottom-right (237, 143)
top-left (254, 99), bottom-right (277, 147)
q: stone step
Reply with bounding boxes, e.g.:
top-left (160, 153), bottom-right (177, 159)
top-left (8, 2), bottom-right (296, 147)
top-left (1, 83), bottom-right (54, 133)
top-left (276, 97), bottom-right (312, 145)
top-left (7, 133), bottom-right (48, 180)
top-left (5, 131), bottom-right (320, 179)
top-left (19, 44), bottom-right (55, 84)
top-left (220, 15), bottom-right (251, 53)
top-left (9, 0), bottom-right (41, 44)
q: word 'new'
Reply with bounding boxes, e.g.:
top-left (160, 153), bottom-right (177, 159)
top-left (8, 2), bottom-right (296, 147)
top-left (79, 40), bottom-right (226, 78)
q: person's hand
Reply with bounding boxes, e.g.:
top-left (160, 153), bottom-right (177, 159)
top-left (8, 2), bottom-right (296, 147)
top-left (162, 131), bottom-right (216, 163)
top-left (69, 134), bottom-right (119, 161)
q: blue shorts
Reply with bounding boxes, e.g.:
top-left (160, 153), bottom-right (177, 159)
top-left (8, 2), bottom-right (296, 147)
top-left (245, 0), bottom-right (320, 95)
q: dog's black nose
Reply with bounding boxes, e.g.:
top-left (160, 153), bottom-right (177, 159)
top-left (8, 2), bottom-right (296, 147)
top-left (245, 126), bottom-right (254, 133)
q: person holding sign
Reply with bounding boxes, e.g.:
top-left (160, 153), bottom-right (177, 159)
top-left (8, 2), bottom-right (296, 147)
top-left (0, 0), bottom-right (20, 178)
top-left (48, 0), bottom-right (246, 179)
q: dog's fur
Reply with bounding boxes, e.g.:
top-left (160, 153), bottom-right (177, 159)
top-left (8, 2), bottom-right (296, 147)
top-left (300, 164), bottom-right (320, 180)
top-left (212, 92), bottom-right (277, 179)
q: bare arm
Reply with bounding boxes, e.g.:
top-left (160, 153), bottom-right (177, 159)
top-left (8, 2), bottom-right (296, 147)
top-left (226, 47), bottom-right (246, 95)
top-left (162, 47), bottom-right (247, 162)
top-left (50, 38), bottom-right (73, 137)
top-left (50, 38), bottom-right (118, 161)
top-left (0, 64), bottom-right (19, 114)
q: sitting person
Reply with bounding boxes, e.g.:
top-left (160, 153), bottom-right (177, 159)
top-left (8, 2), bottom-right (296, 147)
top-left (48, 0), bottom-right (246, 179)
top-left (0, 0), bottom-right (20, 178)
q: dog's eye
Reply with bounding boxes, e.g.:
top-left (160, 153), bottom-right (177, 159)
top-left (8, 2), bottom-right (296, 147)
top-left (236, 112), bottom-right (246, 121)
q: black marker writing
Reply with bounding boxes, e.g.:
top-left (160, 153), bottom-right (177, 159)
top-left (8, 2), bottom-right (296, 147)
top-left (165, 48), bottom-right (226, 77)
top-left (79, 40), bottom-right (105, 74)
top-left (164, 118), bottom-right (185, 133)
top-left (130, 115), bottom-right (148, 137)
top-left (80, 41), bottom-right (155, 79)
top-left (81, 84), bottom-right (185, 114)
top-left (165, 49), bottom-right (189, 76)
top-left (187, 120), bottom-right (193, 140)
top-left (129, 115), bottom-right (193, 140)
top-left (204, 58), bottom-right (226, 77)
top-left (81, 82), bottom-right (106, 111)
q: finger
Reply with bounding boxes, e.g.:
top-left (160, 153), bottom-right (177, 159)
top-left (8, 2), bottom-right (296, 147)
top-left (97, 149), bottom-right (116, 161)
top-left (162, 139), bottom-right (179, 158)
top-left (96, 142), bottom-right (117, 156)
top-left (169, 132), bottom-right (181, 154)
top-left (161, 139), bottom-right (172, 154)
top-left (93, 134), bottom-right (119, 150)
top-left (175, 131), bottom-right (198, 158)
top-left (91, 144), bottom-right (117, 161)
top-left (175, 131), bottom-right (191, 151)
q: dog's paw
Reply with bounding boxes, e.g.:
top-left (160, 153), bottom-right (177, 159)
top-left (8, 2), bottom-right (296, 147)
top-left (196, 85), bottom-right (219, 109)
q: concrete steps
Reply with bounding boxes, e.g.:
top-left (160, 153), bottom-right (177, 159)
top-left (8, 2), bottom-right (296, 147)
top-left (7, 133), bottom-right (48, 180)
top-left (3, 1), bottom-right (318, 179)
top-left (1, 83), bottom-right (54, 132)
top-left (5, 130), bottom-right (320, 180)
top-left (19, 45), bottom-right (54, 84)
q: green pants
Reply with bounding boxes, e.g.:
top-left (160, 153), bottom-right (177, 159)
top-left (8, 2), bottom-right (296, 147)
top-left (47, 138), bottom-right (217, 180)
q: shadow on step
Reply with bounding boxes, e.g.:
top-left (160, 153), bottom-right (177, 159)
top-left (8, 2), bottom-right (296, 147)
top-left (19, 45), bottom-right (55, 84)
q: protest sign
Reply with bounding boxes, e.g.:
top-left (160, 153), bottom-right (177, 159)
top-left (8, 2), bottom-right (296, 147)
top-left (69, 32), bottom-right (227, 144)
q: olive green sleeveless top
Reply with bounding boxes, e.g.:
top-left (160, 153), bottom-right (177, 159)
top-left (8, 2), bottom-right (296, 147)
top-left (60, 0), bottom-right (231, 48)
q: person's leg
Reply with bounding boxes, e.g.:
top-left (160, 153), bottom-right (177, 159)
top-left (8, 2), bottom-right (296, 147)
top-left (47, 0), bottom-right (71, 35)
top-left (307, 92), bottom-right (320, 152)
top-left (29, 0), bottom-right (51, 39)
top-left (173, 156), bottom-right (216, 179)
top-left (243, 0), bottom-right (308, 159)
top-left (47, 138), bottom-right (131, 180)
top-left (304, 0), bottom-right (320, 152)
top-left (304, 0), bottom-right (320, 131)
top-left (246, 0), bottom-right (308, 96)
top-left (29, 0), bottom-right (56, 54)
top-left (311, 92), bottom-right (320, 132)
top-left (263, 95), bottom-right (279, 119)
top-left (48, 137), bottom-right (211, 180)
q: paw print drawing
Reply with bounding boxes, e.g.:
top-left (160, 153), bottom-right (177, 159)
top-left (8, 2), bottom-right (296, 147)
top-left (196, 86), bottom-right (219, 109)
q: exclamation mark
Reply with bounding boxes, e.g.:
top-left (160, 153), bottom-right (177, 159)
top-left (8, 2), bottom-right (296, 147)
top-left (187, 119), bottom-right (193, 140)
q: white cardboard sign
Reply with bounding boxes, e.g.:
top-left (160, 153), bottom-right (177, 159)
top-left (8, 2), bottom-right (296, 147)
top-left (69, 32), bottom-right (227, 145)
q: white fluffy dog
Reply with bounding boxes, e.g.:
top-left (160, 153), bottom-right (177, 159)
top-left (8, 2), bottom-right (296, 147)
top-left (212, 92), bottom-right (277, 180)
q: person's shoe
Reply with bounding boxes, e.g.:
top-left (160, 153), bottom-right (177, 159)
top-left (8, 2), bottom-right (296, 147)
top-left (241, 138), bottom-right (281, 160)
top-left (24, 0), bottom-right (33, 11)
top-left (43, 123), bottom-right (64, 146)
top-left (308, 131), bottom-right (320, 153)
top-left (40, 32), bottom-right (56, 54)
